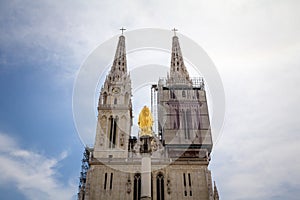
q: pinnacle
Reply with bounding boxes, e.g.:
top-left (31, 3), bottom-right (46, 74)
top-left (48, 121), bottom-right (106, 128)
top-left (108, 34), bottom-right (128, 82)
top-left (169, 34), bottom-right (191, 85)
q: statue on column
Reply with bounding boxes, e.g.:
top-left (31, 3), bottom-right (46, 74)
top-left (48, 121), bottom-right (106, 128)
top-left (138, 106), bottom-right (153, 137)
top-left (137, 105), bottom-right (163, 155)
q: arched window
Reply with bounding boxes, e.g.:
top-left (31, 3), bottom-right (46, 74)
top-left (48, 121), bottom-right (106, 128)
top-left (110, 173), bottom-right (113, 190)
top-left (104, 173), bottom-right (107, 190)
top-left (196, 109), bottom-right (201, 130)
top-left (133, 173), bottom-right (141, 200)
top-left (175, 108), bottom-right (180, 129)
top-left (114, 98), bottom-right (117, 104)
top-left (188, 173), bottom-right (192, 196)
top-left (182, 90), bottom-right (186, 97)
top-left (156, 173), bottom-right (164, 200)
top-left (187, 109), bottom-right (192, 132)
top-left (183, 173), bottom-right (187, 196)
top-left (170, 90), bottom-right (175, 99)
top-left (125, 93), bottom-right (129, 104)
top-left (109, 116), bottom-right (118, 148)
top-left (183, 109), bottom-right (191, 139)
top-left (103, 92), bottom-right (107, 104)
top-left (183, 110), bottom-right (187, 139)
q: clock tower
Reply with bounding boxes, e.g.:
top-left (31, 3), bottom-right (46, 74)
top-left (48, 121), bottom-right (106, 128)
top-left (93, 34), bottom-right (132, 159)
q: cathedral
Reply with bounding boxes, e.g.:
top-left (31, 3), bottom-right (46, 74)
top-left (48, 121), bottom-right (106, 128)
top-left (78, 30), bottom-right (219, 200)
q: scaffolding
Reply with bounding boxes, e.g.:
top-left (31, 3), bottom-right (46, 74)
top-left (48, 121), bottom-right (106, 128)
top-left (78, 147), bottom-right (91, 200)
top-left (151, 84), bottom-right (158, 135)
top-left (158, 77), bottom-right (205, 89)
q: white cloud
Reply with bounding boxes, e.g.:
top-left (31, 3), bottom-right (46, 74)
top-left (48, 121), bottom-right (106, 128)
top-left (0, 133), bottom-right (76, 200)
top-left (1, 0), bottom-right (300, 199)
top-left (212, 125), bottom-right (300, 199)
top-left (210, 60), bottom-right (300, 199)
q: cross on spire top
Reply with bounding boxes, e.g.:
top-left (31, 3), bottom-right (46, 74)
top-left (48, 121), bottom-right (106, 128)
top-left (172, 28), bottom-right (178, 36)
top-left (120, 27), bottom-right (126, 35)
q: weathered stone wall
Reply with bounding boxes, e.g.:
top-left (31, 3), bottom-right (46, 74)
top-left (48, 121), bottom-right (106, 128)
top-left (85, 160), bottom-right (213, 200)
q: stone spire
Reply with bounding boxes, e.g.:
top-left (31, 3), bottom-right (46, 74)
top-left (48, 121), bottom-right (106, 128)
top-left (99, 33), bottom-right (131, 110)
top-left (168, 31), bottom-right (192, 85)
top-left (108, 35), bottom-right (127, 82)
top-left (213, 181), bottom-right (219, 200)
top-left (95, 32), bottom-right (132, 158)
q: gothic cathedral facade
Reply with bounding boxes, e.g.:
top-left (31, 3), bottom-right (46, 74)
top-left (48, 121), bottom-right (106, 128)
top-left (78, 32), bottom-right (219, 200)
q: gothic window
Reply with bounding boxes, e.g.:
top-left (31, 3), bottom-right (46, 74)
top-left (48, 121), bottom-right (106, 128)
top-left (170, 90), bottom-right (175, 99)
top-left (113, 117), bottom-right (118, 146)
top-left (183, 110), bottom-right (191, 139)
top-left (187, 109), bottom-right (192, 130)
top-left (110, 173), bottom-right (113, 190)
top-left (151, 174), bottom-right (153, 198)
top-left (103, 92), bottom-right (107, 104)
top-left (183, 110), bottom-right (186, 138)
top-left (133, 173), bottom-right (141, 200)
top-left (196, 109), bottom-right (201, 130)
top-left (109, 117), bottom-right (113, 148)
top-left (125, 93), bottom-right (129, 104)
top-left (104, 173), bottom-right (108, 190)
top-left (182, 90), bottom-right (186, 97)
top-left (156, 173), bottom-right (164, 200)
top-left (170, 107), bottom-right (178, 130)
top-left (175, 109), bottom-right (180, 129)
top-left (109, 117), bottom-right (118, 148)
top-left (188, 173), bottom-right (192, 196)
top-left (183, 173), bottom-right (187, 196)
top-left (114, 98), bottom-right (117, 104)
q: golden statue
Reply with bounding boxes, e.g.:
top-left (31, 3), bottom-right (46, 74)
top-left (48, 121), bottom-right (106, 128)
top-left (138, 106), bottom-right (153, 136)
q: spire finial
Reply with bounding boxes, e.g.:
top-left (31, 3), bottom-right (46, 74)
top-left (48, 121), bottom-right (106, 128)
top-left (120, 27), bottom-right (126, 35)
top-left (172, 28), bottom-right (178, 36)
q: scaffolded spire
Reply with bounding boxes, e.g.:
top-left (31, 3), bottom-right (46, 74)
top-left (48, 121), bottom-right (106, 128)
top-left (168, 29), bottom-right (191, 85)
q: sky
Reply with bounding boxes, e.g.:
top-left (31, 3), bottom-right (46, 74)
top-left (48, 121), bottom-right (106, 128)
top-left (0, 0), bottom-right (300, 199)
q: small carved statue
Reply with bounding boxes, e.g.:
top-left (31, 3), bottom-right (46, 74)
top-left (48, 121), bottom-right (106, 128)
top-left (126, 178), bottom-right (131, 193)
top-left (167, 178), bottom-right (171, 194)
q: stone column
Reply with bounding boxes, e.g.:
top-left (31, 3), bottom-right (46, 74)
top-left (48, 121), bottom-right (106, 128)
top-left (140, 136), bottom-right (152, 200)
top-left (141, 155), bottom-right (151, 200)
